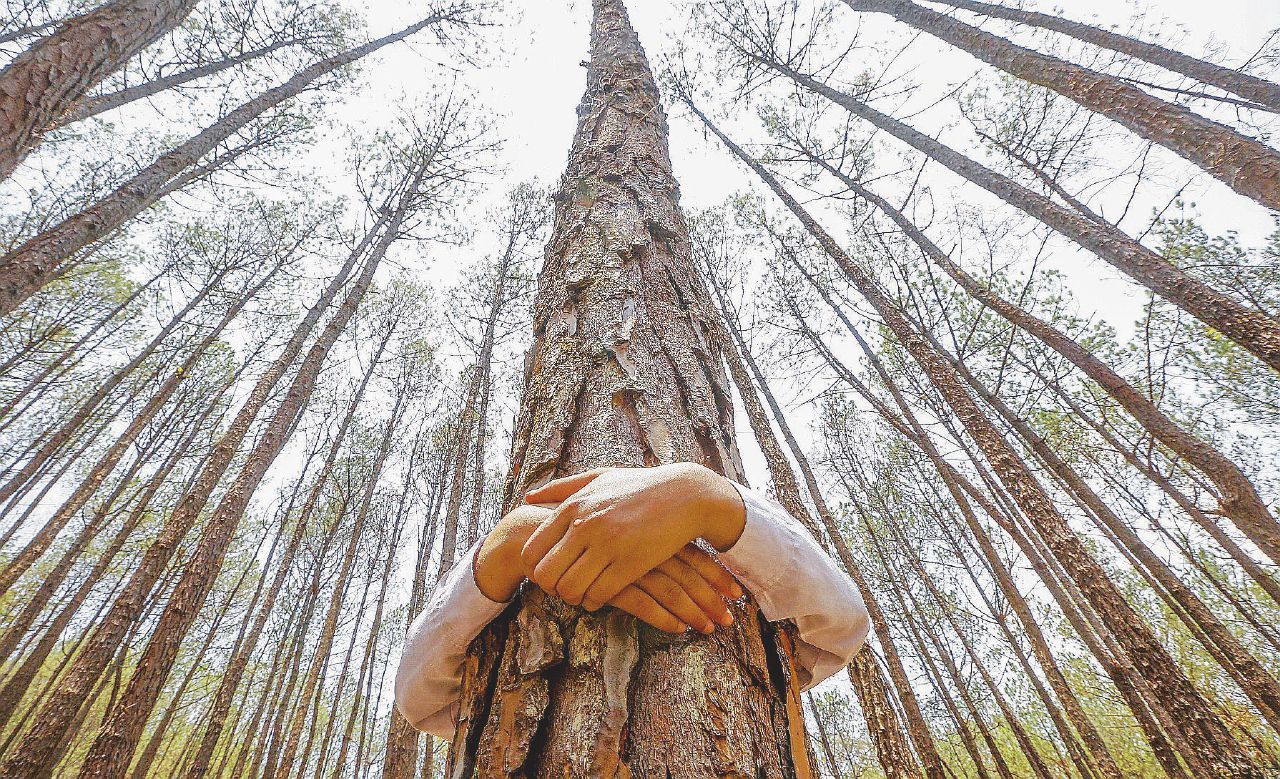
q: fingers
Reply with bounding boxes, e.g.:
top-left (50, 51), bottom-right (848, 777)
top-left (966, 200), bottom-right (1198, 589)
top-left (608, 586), bottom-right (687, 634)
top-left (520, 500), bottom-right (579, 571)
top-left (581, 563), bottom-right (635, 613)
top-left (654, 556), bottom-right (734, 627)
top-left (555, 549), bottom-right (608, 606)
top-left (635, 570), bottom-right (716, 634)
top-left (529, 533), bottom-right (587, 594)
top-left (523, 469), bottom-right (608, 504)
top-left (675, 544), bottom-right (744, 601)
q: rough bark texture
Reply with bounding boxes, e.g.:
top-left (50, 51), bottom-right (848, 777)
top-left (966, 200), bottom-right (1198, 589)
top-left (929, 0), bottom-right (1280, 112)
top-left (843, 0), bottom-right (1280, 211)
top-left (0, 12), bottom-right (448, 316)
top-left (754, 56), bottom-right (1280, 374)
top-left (446, 2), bottom-right (804, 775)
top-left (0, 0), bottom-right (198, 180)
top-left (689, 99), bottom-right (1269, 778)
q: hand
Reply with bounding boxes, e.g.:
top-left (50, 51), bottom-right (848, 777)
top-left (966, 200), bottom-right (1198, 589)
top-left (519, 463), bottom-right (747, 616)
top-left (476, 503), bottom-right (741, 634)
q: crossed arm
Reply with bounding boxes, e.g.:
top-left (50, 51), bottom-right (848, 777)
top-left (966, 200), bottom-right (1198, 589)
top-left (474, 462), bottom-right (750, 634)
top-left (395, 462), bottom-right (870, 737)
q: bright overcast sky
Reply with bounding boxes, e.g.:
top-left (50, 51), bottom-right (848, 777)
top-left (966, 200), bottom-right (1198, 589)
top-left (320, 0), bottom-right (1280, 321)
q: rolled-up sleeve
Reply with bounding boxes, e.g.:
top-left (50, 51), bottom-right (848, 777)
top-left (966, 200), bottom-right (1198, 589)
top-left (394, 543), bottom-right (508, 738)
top-left (720, 482), bottom-right (870, 690)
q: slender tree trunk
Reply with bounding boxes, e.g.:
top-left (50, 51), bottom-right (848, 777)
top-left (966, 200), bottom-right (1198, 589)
top-left (70, 162), bottom-right (428, 778)
top-left (0, 265), bottom-right (279, 598)
top-left (925, 0), bottom-right (1280, 112)
top-left (0, 201), bottom-right (375, 779)
top-left (0, 394), bottom-right (219, 723)
top-left (381, 429), bottom-right (448, 779)
top-left (798, 298), bottom-right (1125, 779)
top-left (181, 317), bottom-right (396, 779)
top-left (273, 388), bottom-right (409, 776)
top-left (934, 337), bottom-right (1280, 733)
top-left (0, 0), bottom-right (199, 180)
top-left (63, 35), bottom-right (308, 124)
top-left (802, 150), bottom-right (1280, 565)
top-left (0, 270), bottom-right (224, 561)
top-left (841, 0), bottom-right (1280, 210)
top-left (703, 254), bottom-right (942, 779)
top-left (0, 11), bottom-right (454, 315)
top-left (733, 58), bottom-right (1280, 372)
top-left (447, 2), bottom-right (804, 775)
top-left (689, 99), bottom-right (1268, 777)
top-left (846, 651), bottom-right (926, 779)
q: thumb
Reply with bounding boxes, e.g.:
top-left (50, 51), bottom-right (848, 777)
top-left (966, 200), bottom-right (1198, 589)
top-left (523, 469), bottom-right (608, 504)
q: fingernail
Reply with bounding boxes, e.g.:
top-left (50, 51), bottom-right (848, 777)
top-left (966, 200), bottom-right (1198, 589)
top-left (702, 621), bottom-right (715, 634)
top-left (719, 611), bottom-right (733, 626)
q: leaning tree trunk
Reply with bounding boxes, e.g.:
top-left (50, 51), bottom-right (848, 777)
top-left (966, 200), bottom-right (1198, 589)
top-left (751, 56), bottom-right (1280, 374)
top-left (445, 2), bottom-right (807, 776)
top-left (802, 151), bottom-right (1280, 566)
top-left (0, 11), bottom-right (452, 317)
top-left (841, 0), bottom-right (1280, 211)
top-left (0, 0), bottom-right (199, 180)
top-left (688, 97), bottom-right (1269, 778)
top-left (180, 321), bottom-right (396, 779)
top-left (925, 0), bottom-right (1280, 113)
top-left (69, 159), bottom-right (428, 778)
top-left (701, 257), bottom-right (942, 779)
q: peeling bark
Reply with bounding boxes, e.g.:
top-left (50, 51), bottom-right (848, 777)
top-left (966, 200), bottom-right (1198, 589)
top-left (448, 2), bottom-right (803, 775)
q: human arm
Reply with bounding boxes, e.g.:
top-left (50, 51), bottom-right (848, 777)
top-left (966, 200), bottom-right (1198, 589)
top-left (522, 463), bottom-right (871, 689)
top-left (393, 502), bottom-right (743, 736)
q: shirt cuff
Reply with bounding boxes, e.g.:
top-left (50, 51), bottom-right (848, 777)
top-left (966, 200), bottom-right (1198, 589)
top-left (718, 480), bottom-right (798, 620)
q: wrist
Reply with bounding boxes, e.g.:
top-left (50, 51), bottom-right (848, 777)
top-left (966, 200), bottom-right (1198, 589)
top-left (670, 462), bottom-right (746, 552)
top-left (474, 513), bottom-right (533, 602)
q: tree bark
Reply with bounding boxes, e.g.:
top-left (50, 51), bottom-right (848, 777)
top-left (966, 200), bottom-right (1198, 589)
top-left (842, 0), bottom-right (1280, 211)
top-left (925, 0), bottom-right (1280, 112)
top-left (447, 2), bottom-right (805, 775)
top-left (0, 0), bottom-right (199, 180)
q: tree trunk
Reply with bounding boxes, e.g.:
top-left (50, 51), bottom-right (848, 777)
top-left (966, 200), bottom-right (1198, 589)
top-left (0, 198), bottom-right (376, 779)
top-left (63, 35), bottom-right (307, 124)
top-left (926, 0), bottom-right (1280, 112)
top-left (69, 159), bottom-right (429, 778)
top-left (689, 99), bottom-right (1268, 777)
top-left (0, 0), bottom-right (199, 180)
top-left (381, 429), bottom-right (449, 779)
top-left (741, 57), bottom-right (1280, 373)
top-left (702, 251), bottom-right (942, 779)
top-left (446, 2), bottom-right (804, 775)
top-left (802, 149), bottom-right (1280, 566)
top-left (842, 0), bottom-right (1280, 211)
top-left (273, 387), bottom-right (409, 775)
top-left (0, 265), bottom-right (280, 599)
top-left (0, 11), bottom-right (455, 316)
top-left (180, 318), bottom-right (395, 779)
